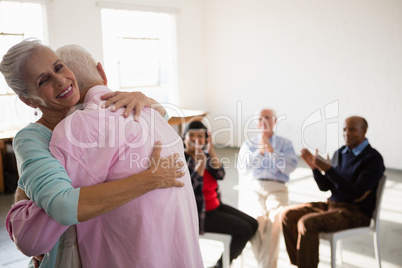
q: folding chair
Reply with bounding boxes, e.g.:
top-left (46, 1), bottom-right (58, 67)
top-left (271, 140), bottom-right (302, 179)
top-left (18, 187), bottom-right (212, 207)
top-left (320, 175), bottom-right (387, 268)
top-left (200, 232), bottom-right (232, 268)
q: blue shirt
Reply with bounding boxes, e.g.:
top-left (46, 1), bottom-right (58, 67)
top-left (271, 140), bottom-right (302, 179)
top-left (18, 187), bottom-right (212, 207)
top-left (237, 134), bottom-right (298, 183)
top-left (341, 138), bottom-right (369, 156)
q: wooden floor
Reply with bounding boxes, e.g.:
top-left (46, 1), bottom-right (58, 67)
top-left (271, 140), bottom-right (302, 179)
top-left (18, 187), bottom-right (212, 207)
top-left (1, 147), bottom-right (402, 268)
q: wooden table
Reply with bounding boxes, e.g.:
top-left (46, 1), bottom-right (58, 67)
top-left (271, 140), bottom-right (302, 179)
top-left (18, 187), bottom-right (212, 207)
top-left (0, 128), bottom-right (19, 194)
top-left (168, 109), bottom-right (207, 135)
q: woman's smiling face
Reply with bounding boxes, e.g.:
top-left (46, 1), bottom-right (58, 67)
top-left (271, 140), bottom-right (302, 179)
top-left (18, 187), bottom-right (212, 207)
top-left (184, 129), bottom-right (206, 152)
top-left (21, 47), bottom-right (80, 112)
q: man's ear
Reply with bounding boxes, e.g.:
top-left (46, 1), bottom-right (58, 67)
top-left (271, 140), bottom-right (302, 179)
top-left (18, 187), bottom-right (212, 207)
top-left (96, 62), bottom-right (108, 86)
top-left (19, 95), bottom-right (38, 108)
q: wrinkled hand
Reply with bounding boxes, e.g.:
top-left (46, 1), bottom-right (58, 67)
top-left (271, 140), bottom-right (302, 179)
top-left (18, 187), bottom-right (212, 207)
top-left (259, 135), bottom-right (273, 155)
top-left (300, 148), bottom-right (318, 170)
top-left (354, 190), bottom-right (371, 203)
top-left (314, 150), bottom-right (332, 172)
top-left (301, 148), bottom-right (332, 172)
top-left (100, 91), bottom-right (156, 121)
top-left (32, 255), bottom-right (43, 268)
top-left (148, 141), bottom-right (185, 188)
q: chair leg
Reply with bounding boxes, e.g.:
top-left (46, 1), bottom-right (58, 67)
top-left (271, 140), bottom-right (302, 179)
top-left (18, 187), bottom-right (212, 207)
top-left (330, 239), bottom-right (337, 268)
top-left (222, 240), bottom-right (230, 268)
top-left (373, 232), bottom-right (382, 268)
top-left (339, 240), bottom-right (343, 264)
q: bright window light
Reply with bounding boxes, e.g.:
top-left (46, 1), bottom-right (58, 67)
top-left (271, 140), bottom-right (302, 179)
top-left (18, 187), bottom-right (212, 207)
top-left (101, 8), bottom-right (177, 104)
top-left (0, 1), bottom-right (46, 131)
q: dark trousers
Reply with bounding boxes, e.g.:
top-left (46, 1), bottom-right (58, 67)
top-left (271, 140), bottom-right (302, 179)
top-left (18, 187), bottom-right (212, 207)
top-left (205, 203), bottom-right (258, 263)
top-left (281, 201), bottom-right (371, 268)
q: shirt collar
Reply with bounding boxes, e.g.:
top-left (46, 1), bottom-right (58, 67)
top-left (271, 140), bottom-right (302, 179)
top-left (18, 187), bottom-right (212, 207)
top-left (83, 85), bottom-right (107, 105)
top-left (342, 139), bottom-right (369, 156)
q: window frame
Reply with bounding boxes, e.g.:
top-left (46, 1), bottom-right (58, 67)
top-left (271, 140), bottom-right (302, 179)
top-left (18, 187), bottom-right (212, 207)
top-left (98, 2), bottom-right (179, 105)
top-left (0, 0), bottom-right (48, 131)
top-left (0, 0), bottom-right (49, 95)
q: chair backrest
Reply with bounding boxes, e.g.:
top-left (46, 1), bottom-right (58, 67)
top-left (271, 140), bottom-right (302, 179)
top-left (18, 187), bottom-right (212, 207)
top-left (372, 175), bottom-right (387, 230)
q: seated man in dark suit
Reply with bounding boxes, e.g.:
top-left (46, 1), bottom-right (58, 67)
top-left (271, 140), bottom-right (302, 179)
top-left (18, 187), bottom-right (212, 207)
top-left (281, 116), bottom-right (385, 268)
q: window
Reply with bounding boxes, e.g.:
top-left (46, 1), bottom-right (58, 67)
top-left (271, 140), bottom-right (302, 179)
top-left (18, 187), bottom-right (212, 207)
top-left (0, 1), bottom-right (47, 131)
top-left (101, 8), bottom-right (177, 105)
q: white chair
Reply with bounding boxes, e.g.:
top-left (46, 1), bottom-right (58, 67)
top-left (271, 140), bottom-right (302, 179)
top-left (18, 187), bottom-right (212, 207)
top-left (199, 232), bottom-right (232, 268)
top-left (319, 175), bottom-right (387, 268)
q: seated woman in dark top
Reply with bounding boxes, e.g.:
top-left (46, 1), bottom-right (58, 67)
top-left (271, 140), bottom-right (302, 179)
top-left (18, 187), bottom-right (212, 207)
top-left (183, 120), bottom-right (258, 268)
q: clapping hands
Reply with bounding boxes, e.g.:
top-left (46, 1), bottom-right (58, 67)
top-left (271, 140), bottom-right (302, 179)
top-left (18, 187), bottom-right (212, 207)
top-left (259, 135), bottom-right (274, 155)
top-left (301, 148), bottom-right (332, 172)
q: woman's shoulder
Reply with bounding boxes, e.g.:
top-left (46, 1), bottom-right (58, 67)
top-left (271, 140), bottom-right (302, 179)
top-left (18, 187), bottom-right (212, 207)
top-left (14, 123), bottom-right (52, 150)
top-left (15, 123), bottom-right (50, 138)
top-left (16, 122), bottom-right (50, 136)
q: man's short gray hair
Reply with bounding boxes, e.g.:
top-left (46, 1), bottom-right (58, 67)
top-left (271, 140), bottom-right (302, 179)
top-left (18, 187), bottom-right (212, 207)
top-left (56, 44), bottom-right (103, 92)
top-left (0, 39), bottom-right (49, 97)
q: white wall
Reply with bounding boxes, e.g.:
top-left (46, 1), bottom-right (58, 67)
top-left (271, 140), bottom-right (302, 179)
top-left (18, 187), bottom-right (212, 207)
top-left (45, 0), bottom-right (207, 110)
top-left (204, 0), bottom-right (402, 169)
top-left (39, 0), bottom-right (401, 169)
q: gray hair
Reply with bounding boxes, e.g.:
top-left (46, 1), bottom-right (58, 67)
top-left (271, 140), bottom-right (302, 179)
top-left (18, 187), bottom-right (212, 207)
top-left (56, 44), bottom-right (103, 91)
top-left (0, 39), bottom-right (50, 97)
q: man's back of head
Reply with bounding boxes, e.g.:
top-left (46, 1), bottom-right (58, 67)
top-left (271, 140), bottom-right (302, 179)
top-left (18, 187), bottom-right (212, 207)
top-left (56, 44), bottom-right (104, 93)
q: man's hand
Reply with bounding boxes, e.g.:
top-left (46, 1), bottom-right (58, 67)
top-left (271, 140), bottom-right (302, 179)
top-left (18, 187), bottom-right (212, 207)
top-left (301, 148), bottom-right (332, 172)
top-left (148, 141), bottom-right (185, 188)
top-left (259, 135), bottom-right (273, 155)
top-left (100, 91), bottom-right (166, 121)
top-left (301, 148), bottom-right (318, 170)
top-left (314, 150), bottom-right (332, 172)
top-left (354, 190), bottom-right (371, 203)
